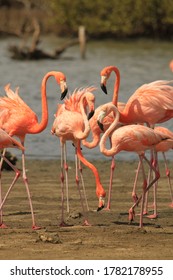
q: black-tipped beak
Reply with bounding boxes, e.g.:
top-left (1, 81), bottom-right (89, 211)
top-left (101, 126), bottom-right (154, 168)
top-left (100, 83), bottom-right (107, 94)
top-left (88, 110), bottom-right (95, 120)
top-left (97, 205), bottom-right (104, 211)
top-left (97, 120), bottom-right (104, 131)
top-left (60, 87), bottom-right (68, 100)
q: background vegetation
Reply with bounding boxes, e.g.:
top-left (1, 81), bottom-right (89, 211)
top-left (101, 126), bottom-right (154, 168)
top-left (0, 0), bottom-right (173, 40)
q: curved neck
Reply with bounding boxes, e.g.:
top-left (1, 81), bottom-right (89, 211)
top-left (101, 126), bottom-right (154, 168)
top-left (82, 132), bottom-right (100, 148)
top-left (31, 71), bottom-right (57, 134)
top-left (100, 106), bottom-right (120, 156)
top-left (76, 142), bottom-right (106, 198)
top-left (75, 96), bottom-right (90, 140)
top-left (110, 66), bottom-right (120, 106)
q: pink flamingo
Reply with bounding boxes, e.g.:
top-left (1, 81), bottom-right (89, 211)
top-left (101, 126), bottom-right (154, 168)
top-left (82, 66), bottom-right (125, 210)
top-left (0, 129), bottom-right (25, 228)
top-left (0, 71), bottom-right (68, 229)
top-left (51, 87), bottom-right (106, 226)
top-left (101, 73), bottom-right (173, 207)
top-left (97, 103), bottom-right (173, 228)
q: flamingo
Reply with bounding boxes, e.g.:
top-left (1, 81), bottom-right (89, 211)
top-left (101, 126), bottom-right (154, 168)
top-left (51, 87), bottom-right (106, 226)
top-left (101, 72), bottom-right (173, 204)
top-left (82, 66), bottom-right (125, 210)
top-left (0, 129), bottom-right (25, 228)
top-left (0, 71), bottom-right (68, 229)
top-left (97, 103), bottom-right (173, 228)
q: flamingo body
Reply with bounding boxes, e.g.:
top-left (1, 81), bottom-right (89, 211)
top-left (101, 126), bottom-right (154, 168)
top-left (98, 104), bottom-right (173, 227)
top-left (119, 80), bottom-right (173, 125)
top-left (0, 71), bottom-right (68, 229)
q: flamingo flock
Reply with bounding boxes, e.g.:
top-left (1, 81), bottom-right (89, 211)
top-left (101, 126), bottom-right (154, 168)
top-left (0, 62), bottom-right (173, 229)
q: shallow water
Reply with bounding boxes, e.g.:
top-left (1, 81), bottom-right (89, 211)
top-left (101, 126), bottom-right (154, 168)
top-left (0, 37), bottom-right (173, 161)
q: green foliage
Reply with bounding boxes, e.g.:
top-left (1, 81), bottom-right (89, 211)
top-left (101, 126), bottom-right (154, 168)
top-left (49, 0), bottom-right (173, 39)
top-left (2, 0), bottom-right (173, 39)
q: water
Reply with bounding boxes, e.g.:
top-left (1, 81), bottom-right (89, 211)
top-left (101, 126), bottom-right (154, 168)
top-left (0, 36), bottom-right (173, 161)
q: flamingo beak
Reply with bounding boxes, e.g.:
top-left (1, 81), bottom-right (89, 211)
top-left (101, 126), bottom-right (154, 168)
top-left (60, 81), bottom-right (68, 100)
top-left (97, 120), bottom-right (104, 131)
top-left (97, 110), bottom-right (106, 131)
top-left (100, 76), bottom-right (107, 94)
top-left (88, 110), bottom-right (95, 120)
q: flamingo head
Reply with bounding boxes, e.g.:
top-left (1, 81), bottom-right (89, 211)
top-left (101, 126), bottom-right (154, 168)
top-left (100, 66), bottom-right (113, 94)
top-left (83, 91), bottom-right (95, 120)
top-left (54, 72), bottom-right (68, 100)
top-left (97, 110), bottom-right (106, 132)
top-left (97, 196), bottom-right (105, 211)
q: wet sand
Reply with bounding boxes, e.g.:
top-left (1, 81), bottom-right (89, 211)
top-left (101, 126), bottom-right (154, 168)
top-left (0, 159), bottom-right (173, 260)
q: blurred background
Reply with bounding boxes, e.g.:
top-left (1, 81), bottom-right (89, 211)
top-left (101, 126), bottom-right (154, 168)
top-left (0, 0), bottom-right (173, 161)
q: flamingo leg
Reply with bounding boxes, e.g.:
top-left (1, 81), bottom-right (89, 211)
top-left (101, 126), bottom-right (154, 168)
top-left (104, 156), bottom-right (115, 211)
top-left (75, 146), bottom-right (90, 226)
top-left (0, 154), bottom-right (21, 228)
top-left (78, 158), bottom-right (89, 211)
top-left (59, 141), bottom-right (68, 227)
top-left (146, 151), bottom-right (159, 219)
top-left (21, 148), bottom-right (40, 230)
top-left (0, 148), bottom-right (6, 226)
top-left (104, 137), bottom-right (115, 211)
top-left (63, 143), bottom-right (69, 213)
top-left (162, 152), bottom-right (173, 208)
top-left (129, 152), bottom-right (160, 228)
top-left (143, 151), bottom-right (154, 215)
top-left (131, 160), bottom-right (141, 203)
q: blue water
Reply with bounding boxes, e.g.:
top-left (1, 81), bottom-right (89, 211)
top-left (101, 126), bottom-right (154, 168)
top-left (0, 37), bottom-right (173, 161)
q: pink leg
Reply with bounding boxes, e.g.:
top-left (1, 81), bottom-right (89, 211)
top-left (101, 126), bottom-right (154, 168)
top-left (104, 137), bottom-right (116, 211)
top-left (131, 161), bottom-right (141, 203)
top-left (147, 152), bottom-right (159, 219)
top-left (0, 149), bottom-right (6, 227)
top-left (104, 156), bottom-right (115, 211)
top-left (0, 155), bottom-right (21, 228)
top-left (78, 159), bottom-right (89, 211)
top-left (59, 142), bottom-right (69, 227)
top-left (63, 143), bottom-right (70, 213)
top-left (21, 148), bottom-right (40, 230)
top-left (129, 152), bottom-right (160, 228)
top-left (162, 152), bottom-right (173, 208)
top-left (75, 147), bottom-right (90, 226)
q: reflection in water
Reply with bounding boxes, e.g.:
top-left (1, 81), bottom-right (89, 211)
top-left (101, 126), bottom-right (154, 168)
top-left (0, 37), bottom-right (173, 160)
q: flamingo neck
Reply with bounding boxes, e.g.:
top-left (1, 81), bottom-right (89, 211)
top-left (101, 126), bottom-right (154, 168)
top-left (75, 96), bottom-right (90, 140)
top-left (100, 106), bottom-right (120, 156)
top-left (82, 133), bottom-right (100, 148)
top-left (31, 71), bottom-right (56, 134)
top-left (110, 66), bottom-right (120, 106)
top-left (76, 142), bottom-right (106, 198)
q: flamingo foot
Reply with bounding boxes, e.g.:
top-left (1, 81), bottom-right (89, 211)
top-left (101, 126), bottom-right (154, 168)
top-left (59, 221), bottom-right (71, 227)
top-left (104, 207), bottom-right (111, 211)
top-left (83, 219), bottom-right (91, 226)
top-left (0, 223), bottom-right (8, 229)
top-left (32, 225), bottom-right (42, 230)
top-left (147, 213), bottom-right (158, 219)
top-left (169, 202), bottom-right (173, 208)
top-left (143, 210), bottom-right (148, 215)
